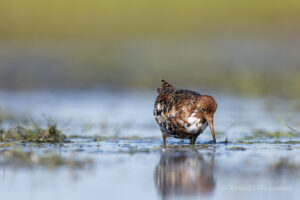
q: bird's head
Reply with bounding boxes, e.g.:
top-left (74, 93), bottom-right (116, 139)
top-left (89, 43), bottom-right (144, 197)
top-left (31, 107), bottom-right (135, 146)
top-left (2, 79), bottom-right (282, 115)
top-left (197, 95), bottom-right (218, 143)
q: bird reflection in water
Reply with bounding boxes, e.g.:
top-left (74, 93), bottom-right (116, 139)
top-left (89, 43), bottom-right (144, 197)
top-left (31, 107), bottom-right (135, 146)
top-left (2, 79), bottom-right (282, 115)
top-left (154, 149), bottom-right (215, 198)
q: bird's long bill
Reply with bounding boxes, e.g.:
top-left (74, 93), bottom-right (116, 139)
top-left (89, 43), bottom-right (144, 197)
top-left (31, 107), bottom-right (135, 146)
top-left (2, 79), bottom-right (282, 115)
top-left (207, 118), bottom-right (216, 144)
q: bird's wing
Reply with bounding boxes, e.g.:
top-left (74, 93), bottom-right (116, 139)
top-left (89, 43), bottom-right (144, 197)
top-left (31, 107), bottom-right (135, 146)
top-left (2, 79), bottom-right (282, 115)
top-left (166, 93), bottom-right (199, 133)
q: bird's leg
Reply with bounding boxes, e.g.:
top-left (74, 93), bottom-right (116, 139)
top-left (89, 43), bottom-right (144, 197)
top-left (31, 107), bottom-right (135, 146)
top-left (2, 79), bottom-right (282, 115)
top-left (162, 132), bottom-right (167, 146)
top-left (190, 137), bottom-right (197, 145)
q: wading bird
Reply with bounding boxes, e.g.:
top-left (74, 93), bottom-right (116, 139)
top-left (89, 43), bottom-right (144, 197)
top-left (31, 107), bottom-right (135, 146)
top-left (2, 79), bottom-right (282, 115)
top-left (154, 80), bottom-right (217, 145)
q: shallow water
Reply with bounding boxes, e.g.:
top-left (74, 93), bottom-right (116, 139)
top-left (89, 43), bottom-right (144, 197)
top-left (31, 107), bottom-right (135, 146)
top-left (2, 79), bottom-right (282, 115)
top-left (0, 90), bottom-right (300, 200)
top-left (1, 138), bottom-right (300, 200)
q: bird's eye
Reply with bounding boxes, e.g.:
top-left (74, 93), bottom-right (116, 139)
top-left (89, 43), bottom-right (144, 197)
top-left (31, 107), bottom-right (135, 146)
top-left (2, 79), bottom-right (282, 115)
top-left (201, 107), bottom-right (206, 111)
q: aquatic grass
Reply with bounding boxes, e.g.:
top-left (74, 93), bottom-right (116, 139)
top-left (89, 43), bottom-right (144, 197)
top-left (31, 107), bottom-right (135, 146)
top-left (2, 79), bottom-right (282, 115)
top-left (96, 137), bottom-right (100, 149)
top-left (235, 140), bottom-right (254, 144)
top-left (241, 130), bottom-right (298, 141)
top-left (235, 139), bottom-right (300, 145)
top-left (228, 146), bottom-right (246, 151)
top-left (0, 118), bottom-right (67, 144)
top-left (277, 116), bottom-right (300, 136)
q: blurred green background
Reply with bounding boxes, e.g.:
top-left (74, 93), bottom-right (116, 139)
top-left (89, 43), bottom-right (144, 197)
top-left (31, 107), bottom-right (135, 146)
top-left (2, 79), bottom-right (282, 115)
top-left (0, 0), bottom-right (300, 97)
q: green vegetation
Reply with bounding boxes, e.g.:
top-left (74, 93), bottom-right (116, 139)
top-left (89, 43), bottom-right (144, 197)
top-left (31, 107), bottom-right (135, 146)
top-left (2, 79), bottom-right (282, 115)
top-left (228, 146), bottom-right (246, 151)
top-left (242, 130), bottom-right (299, 140)
top-left (278, 117), bottom-right (300, 135)
top-left (96, 137), bottom-right (100, 149)
top-left (0, 122), bottom-right (66, 144)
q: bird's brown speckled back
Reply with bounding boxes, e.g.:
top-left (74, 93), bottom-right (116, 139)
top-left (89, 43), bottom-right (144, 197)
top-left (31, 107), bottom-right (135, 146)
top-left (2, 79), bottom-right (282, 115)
top-left (154, 80), bottom-right (217, 145)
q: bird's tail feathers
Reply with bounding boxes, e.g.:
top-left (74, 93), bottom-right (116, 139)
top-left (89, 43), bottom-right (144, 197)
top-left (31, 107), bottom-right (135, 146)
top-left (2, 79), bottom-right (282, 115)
top-left (157, 79), bottom-right (175, 93)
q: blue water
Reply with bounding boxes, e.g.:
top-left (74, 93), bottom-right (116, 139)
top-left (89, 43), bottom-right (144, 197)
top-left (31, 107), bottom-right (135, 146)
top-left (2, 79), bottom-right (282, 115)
top-left (0, 90), bottom-right (300, 200)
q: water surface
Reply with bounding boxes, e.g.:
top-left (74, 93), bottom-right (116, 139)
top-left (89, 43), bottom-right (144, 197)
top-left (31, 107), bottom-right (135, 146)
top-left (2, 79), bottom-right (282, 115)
top-left (0, 90), bottom-right (299, 200)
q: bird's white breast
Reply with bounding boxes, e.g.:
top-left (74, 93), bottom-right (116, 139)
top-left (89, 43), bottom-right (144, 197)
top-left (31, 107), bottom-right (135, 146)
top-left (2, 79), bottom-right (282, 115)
top-left (184, 113), bottom-right (208, 134)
